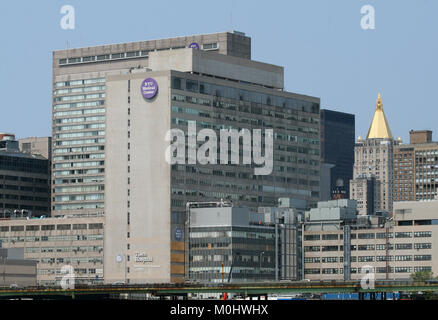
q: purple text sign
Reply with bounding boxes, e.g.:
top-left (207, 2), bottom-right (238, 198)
top-left (189, 42), bottom-right (199, 49)
top-left (141, 78), bottom-right (158, 99)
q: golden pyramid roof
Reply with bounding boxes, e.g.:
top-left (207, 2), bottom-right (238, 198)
top-left (366, 93), bottom-right (393, 139)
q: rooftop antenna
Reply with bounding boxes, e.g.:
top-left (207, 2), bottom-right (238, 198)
top-left (66, 40), bottom-right (70, 49)
top-left (230, 11), bottom-right (232, 30)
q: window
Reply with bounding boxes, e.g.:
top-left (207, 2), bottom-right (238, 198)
top-left (89, 223), bottom-right (103, 229)
top-left (395, 243), bottom-right (412, 250)
top-left (73, 224), bottom-right (87, 230)
top-left (395, 232), bottom-right (412, 238)
top-left (414, 231), bottom-right (432, 238)
top-left (186, 80), bottom-right (198, 92)
top-left (41, 225), bottom-right (55, 231)
top-left (57, 224), bottom-right (71, 230)
top-left (395, 255), bottom-right (412, 261)
top-left (202, 43), bottom-right (218, 50)
top-left (172, 77), bottom-right (185, 90)
top-left (304, 269), bottom-right (320, 274)
top-left (322, 234), bottom-right (338, 240)
top-left (358, 244), bottom-right (375, 251)
top-left (358, 256), bottom-right (375, 262)
top-left (322, 268), bottom-right (338, 274)
top-left (322, 246), bottom-right (338, 252)
top-left (414, 255), bottom-right (431, 261)
top-left (304, 235), bottom-right (320, 241)
top-left (126, 51), bottom-right (140, 57)
top-left (358, 233), bottom-right (375, 239)
top-left (83, 56), bottom-right (96, 62)
top-left (96, 54), bottom-right (110, 61)
top-left (304, 246), bottom-right (320, 252)
top-left (414, 243), bottom-right (431, 250)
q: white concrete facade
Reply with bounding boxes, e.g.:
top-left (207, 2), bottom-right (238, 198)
top-left (104, 71), bottom-right (172, 284)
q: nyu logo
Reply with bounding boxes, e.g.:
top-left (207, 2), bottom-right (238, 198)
top-left (141, 78), bottom-right (158, 99)
top-left (165, 121), bottom-right (273, 175)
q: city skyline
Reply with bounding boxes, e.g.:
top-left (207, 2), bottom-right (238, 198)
top-left (1, 0), bottom-right (437, 142)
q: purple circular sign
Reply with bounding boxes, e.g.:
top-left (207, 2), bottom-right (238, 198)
top-left (141, 78), bottom-right (158, 99)
top-left (189, 42), bottom-right (199, 49)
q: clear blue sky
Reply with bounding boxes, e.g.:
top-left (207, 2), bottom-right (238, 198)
top-left (1, 0), bottom-right (437, 142)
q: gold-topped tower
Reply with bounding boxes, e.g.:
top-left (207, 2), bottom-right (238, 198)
top-left (366, 93), bottom-right (393, 139)
top-left (350, 92), bottom-right (397, 215)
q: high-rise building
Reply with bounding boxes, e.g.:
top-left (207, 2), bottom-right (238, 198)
top-left (103, 46), bottom-right (321, 283)
top-left (320, 109), bottom-right (355, 199)
top-left (393, 130), bottom-right (438, 201)
top-left (0, 134), bottom-right (50, 217)
top-left (52, 31), bottom-right (252, 217)
top-left (350, 93), bottom-right (399, 215)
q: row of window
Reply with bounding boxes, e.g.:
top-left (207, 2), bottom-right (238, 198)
top-left (54, 115), bottom-right (105, 125)
top-left (54, 129), bottom-right (105, 140)
top-left (38, 268), bottom-right (103, 275)
top-left (54, 122), bottom-right (105, 132)
top-left (54, 93), bottom-right (105, 103)
top-left (305, 255), bottom-right (432, 263)
top-left (171, 118), bottom-right (320, 156)
top-left (54, 185), bottom-right (104, 193)
top-left (0, 185), bottom-right (48, 193)
top-left (54, 108), bottom-right (105, 118)
top-left (54, 145), bottom-right (104, 155)
top-left (54, 176), bottom-right (104, 185)
top-left (54, 160), bottom-right (105, 169)
top-left (53, 168), bottom-right (105, 177)
top-left (0, 224), bottom-right (103, 232)
top-left (38, 257), bottom-right (103, 264)
top-left (171, 101), bottom-right (319, 137)
top-left (305, 266), bottom-right (432, 274)
top-left (0, 176), bottom-right (48, 184)
top-left (26, 245), bottom-right (102, 253)
top-left (171, 77), bottom-right (319, 114)
top-left (54, 78), bottom-right (105, 87)
top-left (173, 164), bottom-right (318, 187)
top-left (54, 153), bottom-right (105, 162)
top-left (0, 194), bottom-right (48, 202)
top-left (54, 202), bottom-right (104, 211)
top-left (57, 43), bottom-right (219, 67)
top-left (54, 138), bottom-right (105, 147)
top-left (54, 193), bottom-right (104, 202)
top-left (304, 243), bottom-right (432, 252)
top-left (54, 85), bottom-right (105, 96)
top-left (304, 231), bottom-right (432, 241)
top-left (0, 234), bottom-right (103, 242)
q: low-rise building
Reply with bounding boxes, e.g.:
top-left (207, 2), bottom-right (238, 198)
top-left (0, 134), bottom-right (50, 217)
top-left (0, 214), bottom-right (104, 286)
top-left (186, 199), bottom-right (305, 283)
top-left (0, 248), bottom-right (37, 287)
top-left (303, 199), bottom-right (438, 281)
